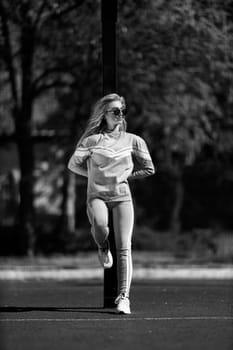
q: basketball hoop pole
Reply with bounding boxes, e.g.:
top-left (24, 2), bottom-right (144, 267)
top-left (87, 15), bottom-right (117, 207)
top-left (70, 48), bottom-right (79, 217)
top-left (101, 0), bottom-right (118, 308)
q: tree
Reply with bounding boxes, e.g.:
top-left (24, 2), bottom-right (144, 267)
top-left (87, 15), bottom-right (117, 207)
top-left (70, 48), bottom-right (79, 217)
top-left (117, 0), bottom-right (233, 232)
top-left (1, 0), bottom-right (233, 255)
top-left (0, 0), bottom-right (101, 254)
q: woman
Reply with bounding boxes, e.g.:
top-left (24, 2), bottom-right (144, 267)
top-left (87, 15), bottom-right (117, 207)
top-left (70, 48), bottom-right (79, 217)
top-left (68, 93), bottom-right (155, 314)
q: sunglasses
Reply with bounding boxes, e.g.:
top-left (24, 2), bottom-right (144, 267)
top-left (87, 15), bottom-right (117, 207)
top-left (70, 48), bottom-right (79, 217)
top-left (106, 107), bottom-right (127, 117)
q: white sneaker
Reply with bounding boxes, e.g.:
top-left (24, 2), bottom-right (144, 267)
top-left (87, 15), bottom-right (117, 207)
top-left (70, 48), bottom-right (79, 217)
top-left (115, 293), bottom-right (131, 314)
top-left (98, 241), bottom-right (113, 269)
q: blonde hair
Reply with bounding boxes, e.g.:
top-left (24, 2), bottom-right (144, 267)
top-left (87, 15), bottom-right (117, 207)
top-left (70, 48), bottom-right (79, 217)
top-left (77, 93), bottom-right (127, 146)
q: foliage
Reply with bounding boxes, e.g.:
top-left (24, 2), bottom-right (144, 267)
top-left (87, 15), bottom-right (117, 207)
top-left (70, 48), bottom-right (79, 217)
top-left (0, 0), bottom-right (233, 254)
top-left (0, 0), bottom-right (102, 254)
top-left (117, 0), bottom-right (233, 231)
top-left (118, 0), bottom-right (233, 164)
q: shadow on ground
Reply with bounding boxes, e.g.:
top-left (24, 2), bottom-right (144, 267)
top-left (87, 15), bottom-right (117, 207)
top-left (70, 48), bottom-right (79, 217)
top-left (0, 306), bottom-right (116, 315)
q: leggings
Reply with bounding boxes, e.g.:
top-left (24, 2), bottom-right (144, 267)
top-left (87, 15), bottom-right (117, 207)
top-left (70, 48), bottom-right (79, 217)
top-left (87, 199), bottom-right (134, 297)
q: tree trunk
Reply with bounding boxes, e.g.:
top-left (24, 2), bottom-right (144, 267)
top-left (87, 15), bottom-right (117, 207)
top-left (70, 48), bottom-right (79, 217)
top-left (67, 172), bottom-right (76, 232)
top-left (15, 114), bottom-right (36, 256)
top-left (170, 168), bottom-right (184, 235)
top-left (59, 163), bottom-right (76, 233)
top-left (15, 12), bottom-right (36, 255)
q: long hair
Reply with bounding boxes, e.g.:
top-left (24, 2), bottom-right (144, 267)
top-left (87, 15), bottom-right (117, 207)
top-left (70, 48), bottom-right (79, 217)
top-left (77, 93), bottom-right (127, 147)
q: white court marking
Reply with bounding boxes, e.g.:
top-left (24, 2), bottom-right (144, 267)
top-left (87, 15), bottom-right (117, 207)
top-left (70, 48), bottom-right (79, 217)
top-left (0, 316), bottom-right (232, 322)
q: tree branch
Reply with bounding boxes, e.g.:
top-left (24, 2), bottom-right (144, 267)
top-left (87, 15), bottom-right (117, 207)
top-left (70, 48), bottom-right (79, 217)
top-left (33, 0), bottom-right (48, 30)
top-left (32, 65), bottom-right (76, 88)
top-left (49, 0), bottom-right (85, 19)
top-left (32, 80), bottom-right (73, 97)
top-left (34, 0), bottom-right (86, 28)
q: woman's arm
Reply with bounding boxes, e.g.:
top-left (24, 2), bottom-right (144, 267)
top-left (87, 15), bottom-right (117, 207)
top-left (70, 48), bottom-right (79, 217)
top-left (68, 156), bottom-right (88, 177)
top-left (129, 163), bottom-right (155, 180)
top-left (129, 135), bottom-right (155, 180)
top-left (67, 138), bottom-right (90, 177)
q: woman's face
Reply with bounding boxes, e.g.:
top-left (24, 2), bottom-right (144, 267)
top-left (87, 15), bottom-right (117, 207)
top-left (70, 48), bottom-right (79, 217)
top-left (104, 100), bottom-right (126, 130)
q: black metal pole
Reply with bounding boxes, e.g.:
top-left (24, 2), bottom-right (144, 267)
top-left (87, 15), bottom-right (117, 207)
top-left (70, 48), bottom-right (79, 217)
top-left (101, 0), bottom-right (118, 95)
top-left (101, 0), bottom-right (118, 308)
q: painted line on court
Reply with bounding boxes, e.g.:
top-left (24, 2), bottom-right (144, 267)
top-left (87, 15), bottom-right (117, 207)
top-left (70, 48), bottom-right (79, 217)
top-left (0, 316), bottom-right (232, 322)
top-left (0, 267), bottom-right (233, 280)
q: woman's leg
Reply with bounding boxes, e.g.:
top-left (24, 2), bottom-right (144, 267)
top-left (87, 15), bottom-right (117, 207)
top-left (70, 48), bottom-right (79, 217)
top-left (112, 201), bottom-right (134, 297)
top-left (87, 198), bottom-right (110, 248)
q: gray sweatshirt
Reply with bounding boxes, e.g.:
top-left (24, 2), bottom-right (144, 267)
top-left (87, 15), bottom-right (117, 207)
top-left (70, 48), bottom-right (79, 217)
top-left (68, 130), bottom-right (155, 203)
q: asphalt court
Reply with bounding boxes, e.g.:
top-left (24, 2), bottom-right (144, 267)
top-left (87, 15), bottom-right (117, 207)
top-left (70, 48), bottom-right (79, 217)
top-left (0, 280), bottom-right (232, 350)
